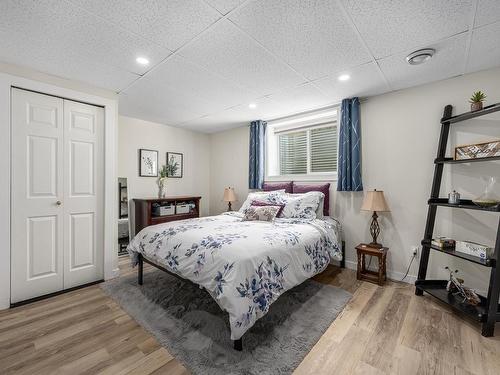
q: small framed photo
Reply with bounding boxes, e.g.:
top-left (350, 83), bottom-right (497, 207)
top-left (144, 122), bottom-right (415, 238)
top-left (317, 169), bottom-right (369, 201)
top-left (139, 149), bottom-right (158, 177)
top-left (166, 152), bottom-right (183, 178)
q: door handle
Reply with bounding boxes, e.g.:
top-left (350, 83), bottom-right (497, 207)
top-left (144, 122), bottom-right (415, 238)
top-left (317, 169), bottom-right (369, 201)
top-left (56, 200), bottom-right (62, 206)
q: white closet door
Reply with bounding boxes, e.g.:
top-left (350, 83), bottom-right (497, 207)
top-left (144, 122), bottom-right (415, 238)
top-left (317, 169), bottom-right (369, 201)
top-left (11, 89), bottom-right (64, 303)
top-left (63, 99), bottom-right (104, 289)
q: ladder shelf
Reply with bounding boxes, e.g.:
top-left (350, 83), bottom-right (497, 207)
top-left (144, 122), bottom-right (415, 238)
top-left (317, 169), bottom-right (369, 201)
top-left (415, 103), bottom-right (500, 337)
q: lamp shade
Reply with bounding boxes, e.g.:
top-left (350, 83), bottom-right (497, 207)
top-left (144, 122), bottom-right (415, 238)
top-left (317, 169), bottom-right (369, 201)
top-left (223, 187), bottom-right (236, 202)
top-left (361, 190), bottom-right (390, 212)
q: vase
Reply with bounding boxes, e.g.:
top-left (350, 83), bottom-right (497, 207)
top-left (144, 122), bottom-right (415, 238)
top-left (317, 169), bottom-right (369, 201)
top-left (157, 179), bottom-right (166, 198)
top-left (470, 102), bottom-right (483, 112)
top-left (473, 177), bottom-right (499, 208)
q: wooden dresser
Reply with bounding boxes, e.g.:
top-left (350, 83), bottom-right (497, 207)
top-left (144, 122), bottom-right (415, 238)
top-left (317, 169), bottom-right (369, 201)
top-left (133, 196), bottom-right (201, 234)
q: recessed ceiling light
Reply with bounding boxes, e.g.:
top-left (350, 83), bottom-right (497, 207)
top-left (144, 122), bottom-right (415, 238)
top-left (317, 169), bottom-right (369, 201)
top-left (338, 74), bottom-right (350, 82)
top-left (248, 103), bottom-right (257, 109)
top-left (406, 48), bottom-right (435, 65)
top-left (136, 57), bottom-right (150, 65)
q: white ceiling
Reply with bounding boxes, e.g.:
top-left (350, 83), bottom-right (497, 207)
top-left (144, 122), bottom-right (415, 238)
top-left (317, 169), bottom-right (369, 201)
top-left (1, 0), bottom-right (499, 133)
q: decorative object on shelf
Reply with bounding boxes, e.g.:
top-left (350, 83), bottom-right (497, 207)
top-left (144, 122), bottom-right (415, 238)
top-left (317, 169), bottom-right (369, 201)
top-left (157, 165), bottom-right (168, 198)
top-left (456, 240), bottom-right (494, 260)
top-left (355, 243), bottom-right (388, 286)
top-left (473, 176), bottom-right (500, 208)
top-left (139, 149), bottom-right (158, 177)
top-left (361, 189), bottom-right (390, 248)
top-left (223, 187), bottom-right (236, 211)
top-left (431, 236), bottom-right (455, 249)
top-left (445, 267), bottom-right (481, 306)
top-left (166, 152), bottom-right (183, 178)
top-left (469, 90), bottom-right (486, 112)
top-left (455, 140), bottom-right (500, 161)
top-left (448, 190), bottom-right (460, 204)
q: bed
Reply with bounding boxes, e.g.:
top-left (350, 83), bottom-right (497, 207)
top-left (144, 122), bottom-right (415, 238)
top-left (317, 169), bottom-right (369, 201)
top-left (127, 190), bottom-right (344, 351)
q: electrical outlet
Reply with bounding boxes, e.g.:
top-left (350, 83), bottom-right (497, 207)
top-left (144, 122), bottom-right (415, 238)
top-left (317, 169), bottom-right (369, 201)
top-left (411, 246), bottom-right (419, 258)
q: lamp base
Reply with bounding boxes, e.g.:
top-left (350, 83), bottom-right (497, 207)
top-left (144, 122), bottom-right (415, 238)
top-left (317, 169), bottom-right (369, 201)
top-left (368, 242), bottom-right (383, 249)
top-left (227, 202), bottom-right (232, 212)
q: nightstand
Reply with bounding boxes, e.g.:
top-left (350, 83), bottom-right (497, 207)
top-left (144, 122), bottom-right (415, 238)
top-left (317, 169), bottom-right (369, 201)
top-left (356, 243), bottom-right (388, 286)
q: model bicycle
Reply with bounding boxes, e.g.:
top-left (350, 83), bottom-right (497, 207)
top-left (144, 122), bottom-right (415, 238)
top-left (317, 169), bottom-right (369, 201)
top-left (445, 266), bottom-right (481, 306)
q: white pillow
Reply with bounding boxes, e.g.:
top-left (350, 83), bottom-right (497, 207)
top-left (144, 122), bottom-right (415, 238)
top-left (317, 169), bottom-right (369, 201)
top-left (239, 190), bottom-right (286, 213)
top-left (280, 191), bottom-right (324, 220)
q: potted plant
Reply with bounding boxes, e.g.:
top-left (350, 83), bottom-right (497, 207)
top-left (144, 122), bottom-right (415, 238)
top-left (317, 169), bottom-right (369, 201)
top-left (469, 91), bottom-right (486, 112)
top-left (157, 165), bottom-right (168, 198)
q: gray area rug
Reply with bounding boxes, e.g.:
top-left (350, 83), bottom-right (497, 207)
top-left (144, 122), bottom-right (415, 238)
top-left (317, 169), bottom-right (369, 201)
top-left (101, 269), bottom-right (351, 375)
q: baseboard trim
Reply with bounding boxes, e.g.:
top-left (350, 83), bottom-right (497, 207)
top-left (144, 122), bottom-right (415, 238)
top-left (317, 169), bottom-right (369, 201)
top-left (344, 260), bottom-right (417, 285)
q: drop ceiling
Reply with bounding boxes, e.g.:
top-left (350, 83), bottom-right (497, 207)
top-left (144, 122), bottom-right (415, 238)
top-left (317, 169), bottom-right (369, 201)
top-left (1, 0), bottom-right (499, 133)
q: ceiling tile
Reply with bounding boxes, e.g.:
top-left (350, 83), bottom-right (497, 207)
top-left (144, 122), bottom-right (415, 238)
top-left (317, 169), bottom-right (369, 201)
top-left (379, 34), bottom-right (467, 91)
top-left (119, 86), bottom-right (211, 125)
top-left (0, 0), bottom-right (171, 76)
top-left (204, 0), bottom-right (246, 15)
top-left (467, 21), bottom-right (500, 73)
top-left (264, 83), bottom-right (332, 114)
top-left (70, 0), bottom-right (221, 51)
top-left (475, 0), bottom-right (500, 27)
top-left (229, 0), bottom-right (371, 80)
top-left (313, 62), bottom-right (389, 100)
top-left (180, 19), bottom-right (305, 96)
top-left (180, 83), bottom-right (334, 133)
top-left (124, 55), bottom-right (257, 110)
top-left (341, 0), bottom-right (473, 58)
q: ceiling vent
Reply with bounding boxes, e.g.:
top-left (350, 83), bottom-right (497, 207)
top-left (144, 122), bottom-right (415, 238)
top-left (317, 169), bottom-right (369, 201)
top-left (406, 48), bottom-right (435, 65)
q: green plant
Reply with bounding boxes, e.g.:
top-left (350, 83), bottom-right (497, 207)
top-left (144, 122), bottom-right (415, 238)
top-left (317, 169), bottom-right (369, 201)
top-left (469, 91), bottom-right (486, 103)
top-left (159, 165), bottom-right (168, 179)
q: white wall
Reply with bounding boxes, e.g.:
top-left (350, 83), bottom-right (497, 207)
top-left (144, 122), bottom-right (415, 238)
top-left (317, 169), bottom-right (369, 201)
top-left (209, 126), bottom-right (250, 215)
top-left (118, 116), bottom-right (211, 223)
top-left (209, 67), bottom-right (500, 294)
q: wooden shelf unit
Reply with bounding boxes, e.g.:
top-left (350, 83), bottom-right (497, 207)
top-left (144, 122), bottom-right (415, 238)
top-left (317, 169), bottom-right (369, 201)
top-left (133, 196), bottom-right (201, 234)
top-left (415, 103), bottom-right (500, 337)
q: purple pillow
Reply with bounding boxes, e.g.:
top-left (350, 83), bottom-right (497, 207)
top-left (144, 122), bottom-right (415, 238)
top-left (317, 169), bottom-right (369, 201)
top-left (251, 200), bottom-right (285, 217)
top-left (262, 181), bottom-right (293, 193)
top-left (292, 183), bottom-right (330, 216)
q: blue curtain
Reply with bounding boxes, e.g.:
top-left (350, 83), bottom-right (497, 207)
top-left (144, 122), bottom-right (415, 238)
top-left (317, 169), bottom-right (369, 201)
top-left (337, 98), bottom-right (363, 191)
top-left (248, 120), bottom-right (267, 189)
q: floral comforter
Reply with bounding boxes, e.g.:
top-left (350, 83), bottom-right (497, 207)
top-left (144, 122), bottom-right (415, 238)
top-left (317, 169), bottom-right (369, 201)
top-left (127, 212), bottom-right (342, 340)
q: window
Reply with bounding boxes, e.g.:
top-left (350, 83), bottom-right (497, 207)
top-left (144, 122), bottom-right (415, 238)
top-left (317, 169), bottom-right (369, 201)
top-left (266, 108), bottom-right (338, 179)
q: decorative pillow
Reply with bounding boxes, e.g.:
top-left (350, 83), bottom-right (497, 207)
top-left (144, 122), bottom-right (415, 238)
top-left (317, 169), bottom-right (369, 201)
top-left (292, 183), bottom-right (331, 216)
top-left (251, 200), bottom-right (286, 217)
top-left (280, 191), bottom-right (324, 220)
top-left (262, 181), bottom-right (293, 193)
top-left (239, 190), bottom-right (286, 213)
top-left (242, 206), bottom-right (280, 222)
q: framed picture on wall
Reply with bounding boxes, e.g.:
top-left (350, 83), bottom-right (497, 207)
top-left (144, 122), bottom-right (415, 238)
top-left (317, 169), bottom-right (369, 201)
top-left (166, 152), bottom-right (183, 178)
top-left (139, 149), bottom-right (158, 177)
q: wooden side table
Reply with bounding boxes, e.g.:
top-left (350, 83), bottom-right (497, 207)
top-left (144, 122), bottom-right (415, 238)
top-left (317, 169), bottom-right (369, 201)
top-left (356, 243), bottom-right (389, 286)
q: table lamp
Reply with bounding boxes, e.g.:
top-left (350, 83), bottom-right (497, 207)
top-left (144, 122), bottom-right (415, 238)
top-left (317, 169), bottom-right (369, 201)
top-left (223, 187), bottom-right (236, 211)
top-left (361, 189), bottom-right (390, 248)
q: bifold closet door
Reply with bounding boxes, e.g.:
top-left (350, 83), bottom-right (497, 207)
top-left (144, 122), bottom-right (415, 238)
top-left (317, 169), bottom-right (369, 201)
top-left (11, 88), bottom-right (104, 304)
top-left (11, 89), bottom-right (65, 303)
top-left (62, 99), bottom-right (104, 289)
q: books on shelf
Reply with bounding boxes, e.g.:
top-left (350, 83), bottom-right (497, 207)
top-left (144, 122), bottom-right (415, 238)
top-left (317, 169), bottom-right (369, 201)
top-left (431, 237), bottom-right (455, 249)
top-left (431, 237), bottom-right (493, 260)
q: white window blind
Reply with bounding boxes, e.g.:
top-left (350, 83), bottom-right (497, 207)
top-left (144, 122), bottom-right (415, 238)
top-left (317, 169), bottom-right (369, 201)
top-left (278, 124), bottom-right (337, 175)
top-left (279, 131), bottom-right (307, 175)
top-left (310, 126), bottom-right (337, 173)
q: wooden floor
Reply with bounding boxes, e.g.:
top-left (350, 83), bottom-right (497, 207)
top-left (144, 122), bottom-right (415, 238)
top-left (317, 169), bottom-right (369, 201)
top-left (0, 257), bottom-right (499, 375)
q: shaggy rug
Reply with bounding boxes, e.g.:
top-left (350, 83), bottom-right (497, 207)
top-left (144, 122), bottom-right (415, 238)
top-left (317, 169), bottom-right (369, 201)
top-left (101, 269), bottom-right (351, 375)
